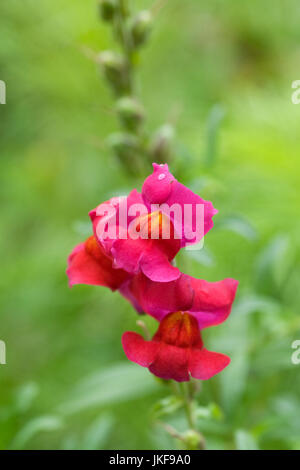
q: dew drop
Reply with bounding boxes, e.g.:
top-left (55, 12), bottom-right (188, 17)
top-left (158, 173), bottom-right (166, 181)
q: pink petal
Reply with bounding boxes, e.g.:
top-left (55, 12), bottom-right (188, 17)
top-left (122, 332), bottom-right (159, 367)
top-left (139, 249), bottom-right (180, 282)
top-left (149, 343), bottom-right (190, 382)
top-left (66, 238), bottom-right (129, 290)
top-left (189, 277), bottom-right (239, 329)
top-left (90, 190), bottom-right (144, 251)
top-left (142, 163), bottom-right (217, 247)
top-left (111, 238), bottom-right (144, 274)
top-left (189, 348), bottom-right (230, 380)
top-left (163, 181), bottom-right (217, 246)
top-left (119, 280), bottom-right (144, 314)
top-left (124, 274), bottom-right (238, 329)
top-left (111, 238), bottom-right (180, 282)
top-left (142, 163), bottom-right (175, 204)
top-left (128, 273), bottom-right (194, 320)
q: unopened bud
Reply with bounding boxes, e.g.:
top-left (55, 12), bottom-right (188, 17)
top-left (98, 0), bottom-right (116, 21)
top-left (149, 124), bottom-right (174, 163)
top-left (130, 10), bottom-right (152, 48)
top-left (182, 430), bottom-right (205, 450)
top-left (116, 97), bottom-right (145, 131)
top-left (108, 132), bottom-right (140, 171)
top-left (98, 51), bottom-right (130, 94)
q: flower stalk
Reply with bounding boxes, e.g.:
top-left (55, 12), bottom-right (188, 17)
top-left (182, 382), bottom-right (196, 430)
top-left (114, 0), bottom-right (135, 94)
top-left (68, 2), bottom-right (240, 451)
top-left (97, 0), bottom-right (174, 174)
top-left (158, 380), bottom-right (205, 450)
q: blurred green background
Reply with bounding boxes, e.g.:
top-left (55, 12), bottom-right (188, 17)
top-left (1, 0), bottom-right (300, 450)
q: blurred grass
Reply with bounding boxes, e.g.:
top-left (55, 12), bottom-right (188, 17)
top-left (0, 0), bottom-right (300, 449)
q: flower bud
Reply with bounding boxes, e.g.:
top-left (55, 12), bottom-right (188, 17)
top-left (182, 430), bottom-right (205, 450)
top-left (149, 124), bottom-right (174, 163)
top-left (99, 51), bottom-right (130, 95)
top-left (98, 0), bottom-right (116, 22)
top-left (130, 10), bottom-right (152, 48)
top-left (116, 97), bottom-right (145, 131)
top-left (108, 132), bottom-right (141, 172)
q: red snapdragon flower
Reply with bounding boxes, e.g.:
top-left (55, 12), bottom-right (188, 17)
top-left (121, 273), bottom-right (238, 381)
top-left (88, 163), bottom-right (217, 282)
top-left (67, 241), bottom-right (238, 331)
top-left (67, 235), bottom-right (130, 290)
top-left (67, 163), bottom-right (238, 383)
top-left (120, 272), bottom-right (238, 329)
top-left (122, 311), bottom-right (230, 382)
top-left (89, 191), bottom-right (181, 283)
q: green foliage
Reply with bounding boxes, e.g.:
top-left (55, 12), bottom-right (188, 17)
top-left (81, 413), bottom-right (115, 450)
top-left (1, 0), bottom-right (300, 450)
top-left (205, 104), bottom-right (226, 167)
top-left (57, 363), bottom-right (159, 416)
top-left (152, 395), bottom-right (184, 419)
top-left (9, 416), bottom-right (64, 450)
top-left (235, 430), bottom-right (259, 451)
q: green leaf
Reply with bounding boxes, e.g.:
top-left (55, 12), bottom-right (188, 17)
top-left (152, 395), bottom-right (183, 418)
top-left (235, 429), bottom-right (259, 450)
top-left (219, 315), bottom-right (250, 412)
top-left (185, 246), bottom-right (215, 267)
top-left (9, 415), bottom-right (63, 449)
top-left (14, 382), bottom-right (39, 414)
top-left (61, 434), bottom-right (79, 450)
top-left (195, 406), bottom-right (211, 420)
top-left (215, 215), bottom-right (257, 241)
top-left (255, 235), bottom-right (295, 292)
top-left (194, 403), bottom-right (224, 422)
top-left (209, 403), bottom-right (224, 421)
top-left (252, 341), bottom-right (295, 375)
top-left (81, 413), bottom-right (114, 450)
top-left (72, 220), bottom-right (92, 237)
top-left (57, 362), bottom-right (159, 416)
top-left (233, 294), bottom-right (279, 316)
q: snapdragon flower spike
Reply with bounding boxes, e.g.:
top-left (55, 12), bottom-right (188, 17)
top-left (122, 311), bottom-right (230, 382)
top-left (67, 235), bottom-right (130, 290)
top-left (120, 272), bottom-right (238, 329)
top-left (89, 164), bottom-right (217, 282)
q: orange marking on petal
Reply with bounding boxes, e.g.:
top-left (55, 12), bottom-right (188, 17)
top-left (131, 211), bottom-right (174, 240)
top-left (153, 311), bottom-right (201, 348)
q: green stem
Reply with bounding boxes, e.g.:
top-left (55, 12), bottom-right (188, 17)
top-left (118, 0), bottom-right (127, 16)
top-left (113, 0), bottom-right (149, 175)
top-left (154, 378), bottom-right (205, 449)
top-left (116, 0), bottom-right (135, 95)
top-left (175, 381), bottom-right (205, 450)
top-left (181, 382), bottom-right (196, 430)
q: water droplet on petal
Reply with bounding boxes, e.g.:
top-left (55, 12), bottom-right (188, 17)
top-left (158, 173), bottom-right (166, 181)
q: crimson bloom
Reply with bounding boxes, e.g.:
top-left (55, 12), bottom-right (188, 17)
top-left (122, 311), bottom-right (230, 382)
top-left (121, 273), bottom-right (238, 381)
top-left (89, 191), bottom-right (181, 283)
top-left (67, 235), bottom-right (130, 290)
top-left (89, 163), bottom-right (217, 282)
top-left (120, 272), bottom-right (238, 329)
top-left (66, 163), bottom-right (238, 383)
